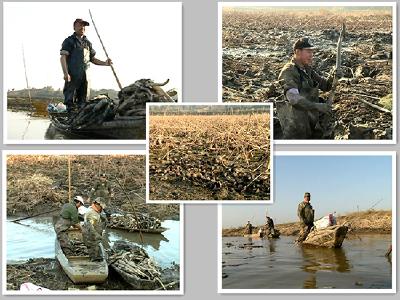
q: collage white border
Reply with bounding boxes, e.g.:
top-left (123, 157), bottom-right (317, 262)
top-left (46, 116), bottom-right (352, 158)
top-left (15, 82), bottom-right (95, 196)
top-left (218, 151), bottom-right (397, 294)
top-left (218, 2), bottom-right (397, 145)
top-left (145, 102), bottom-right (274, 204)
top-left (2, 2), bottom-right (183, 145)
top-left (1, 150), bottom-right (184, 296)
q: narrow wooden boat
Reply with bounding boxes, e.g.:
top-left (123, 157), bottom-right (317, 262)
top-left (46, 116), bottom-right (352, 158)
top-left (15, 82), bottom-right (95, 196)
top-left (109, 226), bottom-right (167, 234)
top-left (243, 229), bottom-right (280, 239)
top-left (55, 231), bottom-right (108, 284)
top-left (302, 225), bottom-right (348, 248)
top-left (49, 112), bottom-right (145, 139)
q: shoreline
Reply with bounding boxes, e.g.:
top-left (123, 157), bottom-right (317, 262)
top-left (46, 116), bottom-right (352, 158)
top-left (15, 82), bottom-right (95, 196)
top-left (222, 210), bottom-right (392, 237)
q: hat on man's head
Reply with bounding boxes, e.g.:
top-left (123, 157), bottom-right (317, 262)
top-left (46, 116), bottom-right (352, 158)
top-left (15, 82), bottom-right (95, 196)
top-left (73, 195), bottom-right (85, 205)
top-left (304, 192), bottom-right (311, 197)
top-left (94, 197), bottom-right (107, 209)
top-left (293, 38), bottom-right (315, 51)
top-left (73, 18), bottom-right (90, 26)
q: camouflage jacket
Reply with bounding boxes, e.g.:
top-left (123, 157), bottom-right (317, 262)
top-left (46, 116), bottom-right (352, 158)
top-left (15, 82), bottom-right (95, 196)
top-left (278, 58), bottom-right (333, 104)
top-left (59, 202), bottom-right (79, 224)
top-left (297, 201), bottom-right (314, 225)
top-left (83, 207), bottom-right (103, 240)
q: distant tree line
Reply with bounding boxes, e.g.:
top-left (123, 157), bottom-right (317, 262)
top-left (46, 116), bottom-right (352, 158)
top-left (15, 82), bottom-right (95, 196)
top-left (7, 86), bottom-right (119, 100)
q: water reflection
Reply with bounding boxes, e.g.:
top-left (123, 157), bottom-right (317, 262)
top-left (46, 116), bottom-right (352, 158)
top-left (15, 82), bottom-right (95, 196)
top-left (222, 235), bottom-right (392, 289)
top-left (300, 247), bottom-right (351, 288)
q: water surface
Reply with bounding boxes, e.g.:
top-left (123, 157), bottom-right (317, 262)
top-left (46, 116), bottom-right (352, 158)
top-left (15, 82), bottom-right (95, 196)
top-left (222, 235), bottom-right (392, 289)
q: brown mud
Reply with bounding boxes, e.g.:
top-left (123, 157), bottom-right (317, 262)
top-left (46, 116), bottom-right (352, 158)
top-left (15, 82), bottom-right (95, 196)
top-left (6, 258), bottom-right (179, 291)
top-left (149, 113), bottom-right (271, 200)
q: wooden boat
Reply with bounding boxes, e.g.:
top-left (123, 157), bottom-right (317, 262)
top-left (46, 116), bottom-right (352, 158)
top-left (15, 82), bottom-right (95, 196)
top-left (302, 225), bottom-right (348, 248)
top-left (49, 112), bottom-right (145, 139)
top-left (55, 230), bottom-right (108, 284)
top-left (109, 226), bottom-right (167, 234)
top-left (111, 266), bottom-right (159, 290)
top-left (244, 229), bottom-right (280, 239)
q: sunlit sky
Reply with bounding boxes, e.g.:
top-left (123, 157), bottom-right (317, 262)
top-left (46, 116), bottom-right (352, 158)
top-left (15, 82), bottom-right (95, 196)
top-left (222, 155), bottom-right (393, 228)
top-left (3, 2), bottom-right (181, 92)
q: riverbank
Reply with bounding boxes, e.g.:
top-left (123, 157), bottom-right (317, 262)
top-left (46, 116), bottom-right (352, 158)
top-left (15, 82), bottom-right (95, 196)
top-left (222, 210), bottom-right (392, 237)
top-left (6, 258), bottom-right (179, 291)
top-left (6, 155), bottom-right (179, 221)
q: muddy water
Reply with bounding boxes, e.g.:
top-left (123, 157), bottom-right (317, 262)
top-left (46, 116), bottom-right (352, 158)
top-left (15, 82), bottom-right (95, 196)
top-left (7, 217), bottom-right (180, 268)
top-left (222, 235), bottom-right (392, 289)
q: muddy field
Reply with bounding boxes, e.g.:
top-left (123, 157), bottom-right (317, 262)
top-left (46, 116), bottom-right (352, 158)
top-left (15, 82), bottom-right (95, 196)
top-left (7, 258), bottom-right (179, 291)
top-left (6, 155), bottom-right (179, 220)
top-left (222, 8), bottom-right (393, 139)
top-left (149, 112), bottom-right (271, 200)
top-left (222, 210), bottom-right (392, 237)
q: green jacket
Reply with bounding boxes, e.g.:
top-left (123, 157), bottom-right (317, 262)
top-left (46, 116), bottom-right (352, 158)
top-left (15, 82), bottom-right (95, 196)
top-left (278, 58), bottom-right (333, 107)
top-left (59, 202), bottom-right (79, 224)
top-left (297, 201), bottom-right (314, 226)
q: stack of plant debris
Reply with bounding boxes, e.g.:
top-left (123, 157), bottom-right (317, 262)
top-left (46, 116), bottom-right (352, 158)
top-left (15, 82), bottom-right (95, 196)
top-left (67, 239), bottom-right (89, 256)
top-left (117, 79), bottom-right (177, 117)
top-left (59, 96), bottom-right (116, 130)
top-left (49, 78), bottom-right (177, 129)
top-left (107, 213), bottom-right (162, 232)
top-left (149, 113), bottom-right (270, 200)
top-left (108, 241), bottom-right (178, 290)
top-left (222, 8), bottom-right (393, 139)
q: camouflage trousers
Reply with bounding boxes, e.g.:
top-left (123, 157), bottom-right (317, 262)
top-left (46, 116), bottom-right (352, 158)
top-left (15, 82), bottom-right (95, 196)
top-left (277, 102), bottom-right (332, 139)
top-left (297, 224), bottom-right (313, 243)
top-left (82, 225), bottom-right (103, 260)
top-left (54, 218), bottom-right (74, 254)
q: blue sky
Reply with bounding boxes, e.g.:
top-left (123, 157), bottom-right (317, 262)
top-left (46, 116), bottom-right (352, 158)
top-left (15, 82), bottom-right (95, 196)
top-left (222, 155), bottom-right (394, 227)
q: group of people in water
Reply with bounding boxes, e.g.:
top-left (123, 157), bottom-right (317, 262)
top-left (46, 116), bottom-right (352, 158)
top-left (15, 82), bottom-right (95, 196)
top-left (244, 192), bottom-right (315, 242)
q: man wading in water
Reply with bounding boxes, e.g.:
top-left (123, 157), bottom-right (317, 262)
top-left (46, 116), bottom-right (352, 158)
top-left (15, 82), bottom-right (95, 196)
top-left (296, 192), bottom-right (315, 243)
top-left (60, 18), bottom-right (112, 114)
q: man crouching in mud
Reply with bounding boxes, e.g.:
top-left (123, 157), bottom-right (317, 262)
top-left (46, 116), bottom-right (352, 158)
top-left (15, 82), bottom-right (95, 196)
top-left (277, 38), bottom-right (339, 139)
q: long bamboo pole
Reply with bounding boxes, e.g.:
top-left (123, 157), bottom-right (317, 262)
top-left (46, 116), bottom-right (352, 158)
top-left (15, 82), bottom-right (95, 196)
top-left (68, 157), bottom-right (72, 202)
top-left (88, 9), bottom-right (123, 90)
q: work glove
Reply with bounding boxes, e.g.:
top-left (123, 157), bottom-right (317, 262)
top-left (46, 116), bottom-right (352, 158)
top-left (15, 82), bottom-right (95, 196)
top-left (315, 103), bottom-right (330, 114)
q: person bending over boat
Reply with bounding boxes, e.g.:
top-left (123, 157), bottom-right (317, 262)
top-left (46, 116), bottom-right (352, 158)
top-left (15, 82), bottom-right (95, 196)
top-left (82, 198), bottom-right (107, 262)
top-left (265, 215), bottom-right (276, 237)
top-left (60, 18), bottom-right (112, 114)
top-left (54, 196), bottom-right (84, 256)
top-left (296, 192), bottom-right (315, 243)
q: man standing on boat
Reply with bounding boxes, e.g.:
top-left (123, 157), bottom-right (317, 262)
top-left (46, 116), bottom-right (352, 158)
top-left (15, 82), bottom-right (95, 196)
top-left (82, 198), bottom-right (106, 262)
top-left (60, 18), bottom-right (113, 114)
top-left (54, 196), bottom-right (84, 256)
top-left (296, 192), bottom-right (315, 243)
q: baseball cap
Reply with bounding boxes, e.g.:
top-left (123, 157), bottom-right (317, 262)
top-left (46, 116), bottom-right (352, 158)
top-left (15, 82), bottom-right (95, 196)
top-left (293, 38), bottom-right (315, 51)
top-left (74, 18), bottom-right (90, 26)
